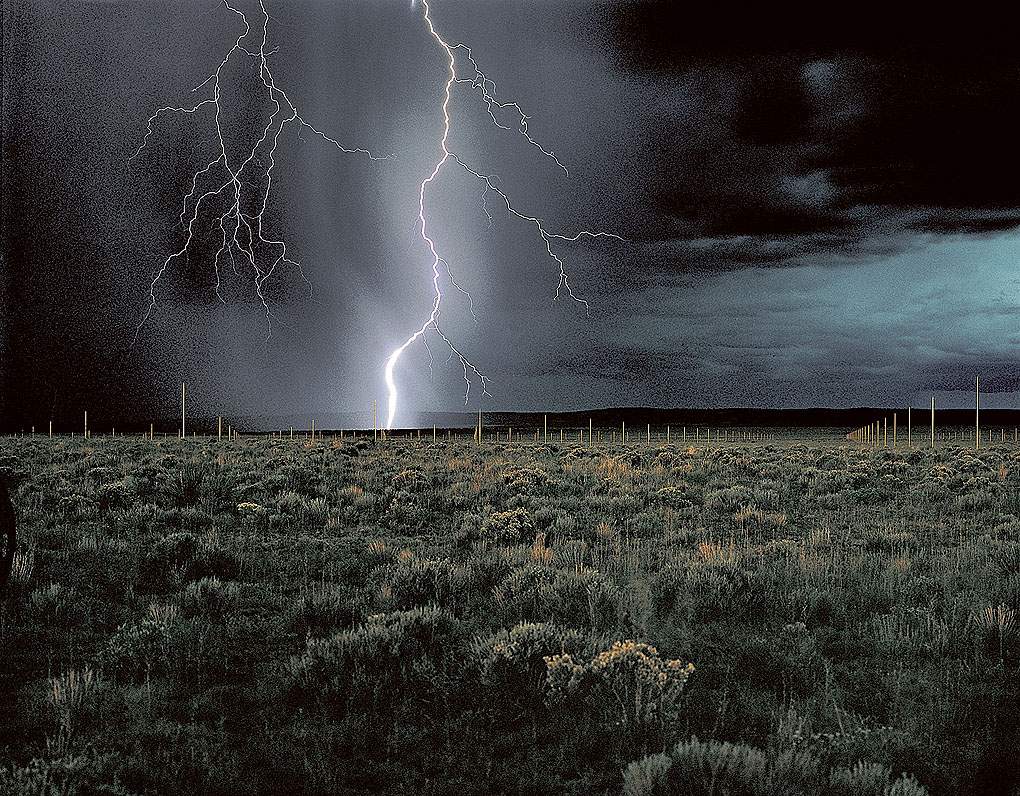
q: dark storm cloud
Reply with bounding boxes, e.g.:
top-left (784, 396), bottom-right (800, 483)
top-left (607, 3), bottom-right (1020, 263)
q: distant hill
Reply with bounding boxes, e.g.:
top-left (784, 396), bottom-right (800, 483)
top-left (447, 406), bottom-right (1020, 432)
top-left (232, 406), bottom-right (1020, 433)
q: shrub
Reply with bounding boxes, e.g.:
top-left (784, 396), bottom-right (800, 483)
top-left (28, 583), bottom-right (82, 627)
top-left (545, 640), bottom-right (694, 739)
top-left (391, 467), bottom-right (428, 492)
top-left (651, 559), bottom-right (759, 624)
top-left (0, 749), bottom-right (131, 796)
top-left (180, 576), bottom-right (238, 619)
top-left (48, 667), bottom-right (102, 735)
top-left (471, 622), bottom-right (586, 705)
top-left (384, 556), bottom-right (466, 612)
top-left (290, 583), bottom-right (366, 638)
top-left (655, 486), bottom-right (694, 514)
top-left (136, 533), bottom-right (239, 591)
top-left (94, 480), bottom-right (130, 513)
top-left (622, 737), bottom-right (928, 796)
top-left (493, 565), bottom-right (556, 623)
top-left (548, 568), bottom-right (619, 629)
top-left (704, 486), bottom-right (754, 514)
top-left (160, 463), bottom-right (207, 507)
top-left (503, 467), bottom-right (550, 496)
top-left (100, 607), bottom-right (179, 682)
top-left (286, 606), bottom-right (466, 716)
top-left (237, 501), bottom-right (268, 531)
top-left (136, 532), bottom-right (198, 590)
top-left (481, 508), bottom-right (536, 545)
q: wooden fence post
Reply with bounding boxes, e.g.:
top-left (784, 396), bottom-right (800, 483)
top-left (976, 375), bottom-right (980, 450)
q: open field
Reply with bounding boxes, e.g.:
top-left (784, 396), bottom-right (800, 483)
top-left (2, 433), bottom-right (1019, 794)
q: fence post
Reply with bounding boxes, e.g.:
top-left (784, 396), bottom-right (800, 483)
top-left (976, 375), bottom-right (980, 450)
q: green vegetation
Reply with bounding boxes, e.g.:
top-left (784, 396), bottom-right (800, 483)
top-left (1, 434), bottom-right (1018, 794)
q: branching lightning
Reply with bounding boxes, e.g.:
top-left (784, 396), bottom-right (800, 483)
top-left (133, 0), bottom-right (618, 430)
top-left (130, 0), bottom-right (386, 344)
top-left (383, 0), bottom-right (622, 429)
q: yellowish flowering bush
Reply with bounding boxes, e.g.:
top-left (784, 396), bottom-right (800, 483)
top-left (481, 507), bottom-right (536, 545)
top-left (545, 640), bottom-right (694, 732)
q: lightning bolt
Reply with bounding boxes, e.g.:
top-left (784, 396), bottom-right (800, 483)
top-left (130, 0), bottom-right (386, 345)
top-left (383, 0), bottom-right (622, 429)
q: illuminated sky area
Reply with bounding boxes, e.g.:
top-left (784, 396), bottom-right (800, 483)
top-left (4, 1), bottom-right (1020, 428)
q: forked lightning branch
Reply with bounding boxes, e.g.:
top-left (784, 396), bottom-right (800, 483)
top-left (132, 0), bottom-right (621, 428)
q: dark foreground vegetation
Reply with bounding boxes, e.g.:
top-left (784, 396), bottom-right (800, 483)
top-left (1, 434), bottom-right (1019, 794)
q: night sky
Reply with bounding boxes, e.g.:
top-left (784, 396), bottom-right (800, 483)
top-left (4, 1), bottom-right (1020, 430)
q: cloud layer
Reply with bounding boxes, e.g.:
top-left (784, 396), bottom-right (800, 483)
top-left (608, 3), bottom-right (1020, 266)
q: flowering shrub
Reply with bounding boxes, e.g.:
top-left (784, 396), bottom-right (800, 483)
top-left (503, 467), bottom-right (550, 496)
top-left (545, 640), bottom-right (694, 734)
top-left (481, 507), bottom-right (536, 545)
